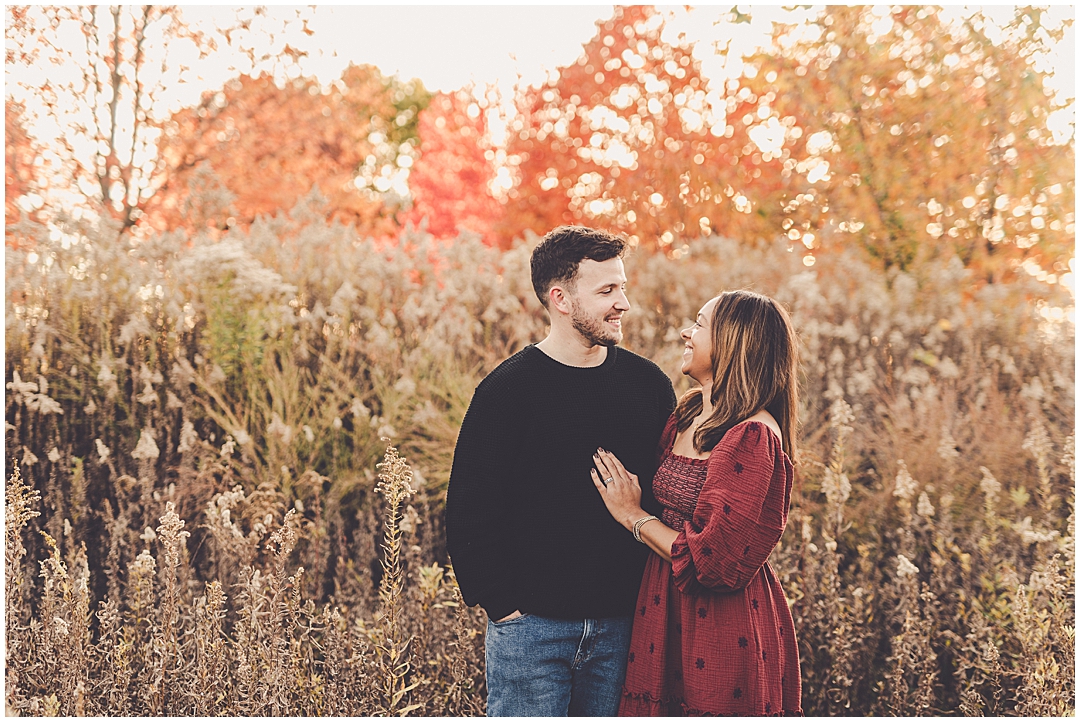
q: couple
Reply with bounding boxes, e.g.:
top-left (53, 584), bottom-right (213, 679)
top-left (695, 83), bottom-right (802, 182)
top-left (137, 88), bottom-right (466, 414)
top-left (445, 226), bottom-right (802, 716)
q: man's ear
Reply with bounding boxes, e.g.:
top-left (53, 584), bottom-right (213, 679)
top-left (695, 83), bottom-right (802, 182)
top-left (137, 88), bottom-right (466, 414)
top-left (548, 285), bottom-right (573, 316)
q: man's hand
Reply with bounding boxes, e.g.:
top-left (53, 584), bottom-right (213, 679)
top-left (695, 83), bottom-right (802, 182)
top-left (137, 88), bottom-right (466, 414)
top-left (495, 610), bottom-right (523, 623)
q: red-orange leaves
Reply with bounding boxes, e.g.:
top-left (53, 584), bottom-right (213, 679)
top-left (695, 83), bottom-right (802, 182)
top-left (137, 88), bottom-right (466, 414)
top-left (405, 91), bottom-right (502, 246)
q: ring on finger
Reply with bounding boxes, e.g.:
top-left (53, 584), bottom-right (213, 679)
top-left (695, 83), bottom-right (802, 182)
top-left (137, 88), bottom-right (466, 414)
top-left (602, 476), bottom-right (614, 486)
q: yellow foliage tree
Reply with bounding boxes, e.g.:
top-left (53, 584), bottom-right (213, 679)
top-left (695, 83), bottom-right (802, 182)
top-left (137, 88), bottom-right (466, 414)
top-left (738, 6), bottom-right (1074, 282)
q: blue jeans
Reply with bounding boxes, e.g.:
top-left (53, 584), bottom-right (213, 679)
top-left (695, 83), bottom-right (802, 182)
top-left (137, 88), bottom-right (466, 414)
top-left (485, 614), bottom-right (632, 717)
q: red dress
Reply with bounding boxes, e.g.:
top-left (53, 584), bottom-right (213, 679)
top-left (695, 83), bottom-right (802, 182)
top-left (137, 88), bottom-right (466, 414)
top-left (619, 418), bottom-right (803, 716)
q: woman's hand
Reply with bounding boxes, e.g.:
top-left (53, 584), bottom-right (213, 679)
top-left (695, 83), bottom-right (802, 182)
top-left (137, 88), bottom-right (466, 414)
top-left (592, 448), bottom-right (680, 562)
top-left (591, 448), bottom-right (646, 531)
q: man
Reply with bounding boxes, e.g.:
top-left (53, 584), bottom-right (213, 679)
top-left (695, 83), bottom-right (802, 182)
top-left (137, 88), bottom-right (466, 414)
top-left (445, 226), bottom-right (676, 716)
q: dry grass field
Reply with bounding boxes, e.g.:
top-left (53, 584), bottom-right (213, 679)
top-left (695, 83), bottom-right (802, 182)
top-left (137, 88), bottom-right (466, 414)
top-left (5, 207), bottom-right (1074, 715)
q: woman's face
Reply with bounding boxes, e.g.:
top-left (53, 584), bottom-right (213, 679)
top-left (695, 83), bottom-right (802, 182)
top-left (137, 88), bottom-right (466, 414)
top-left (680, 297), bottom-right (718, 384)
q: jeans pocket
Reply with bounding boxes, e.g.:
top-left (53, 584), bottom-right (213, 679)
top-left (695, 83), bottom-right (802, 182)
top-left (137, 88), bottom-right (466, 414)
top-left (490, 612), bottom-right (531, 627)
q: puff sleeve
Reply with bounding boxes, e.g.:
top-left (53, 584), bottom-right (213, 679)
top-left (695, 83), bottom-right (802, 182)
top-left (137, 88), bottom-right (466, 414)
top-left (670, 421), bottom-right (792, 594)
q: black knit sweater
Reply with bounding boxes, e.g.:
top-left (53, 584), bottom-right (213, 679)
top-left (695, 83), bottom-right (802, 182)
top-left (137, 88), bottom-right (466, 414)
top-left (445, 344), bottom-right (676, 621)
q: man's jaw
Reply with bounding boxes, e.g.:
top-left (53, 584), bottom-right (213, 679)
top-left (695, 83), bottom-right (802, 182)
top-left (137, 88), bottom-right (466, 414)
top-left (568, 305), bottom-right (624, 348)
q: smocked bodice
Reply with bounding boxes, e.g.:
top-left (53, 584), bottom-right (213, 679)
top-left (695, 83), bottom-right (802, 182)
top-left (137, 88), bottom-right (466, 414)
top-left (653, 452), bottom-right (709, 529)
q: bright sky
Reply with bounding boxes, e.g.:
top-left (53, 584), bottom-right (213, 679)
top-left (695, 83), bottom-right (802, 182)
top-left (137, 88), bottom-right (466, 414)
top-left (172, 5), bottom-right (809, 126)
top-left (182, 5), bottom-right (1073, 128)
top-left (147, 4), bottom-right (1075, 157)
top-left (10, 5), bottom-right (1074, 138)
top-left (193, 5), bottom-right (1074, 91)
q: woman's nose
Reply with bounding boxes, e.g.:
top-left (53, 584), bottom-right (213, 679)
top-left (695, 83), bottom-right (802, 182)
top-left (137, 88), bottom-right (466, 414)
top-left (680, 326), bottom-right (691, 340)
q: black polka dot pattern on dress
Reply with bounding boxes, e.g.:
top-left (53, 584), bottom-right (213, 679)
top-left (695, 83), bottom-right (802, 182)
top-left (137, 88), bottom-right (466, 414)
top-left (765, 702), bottom-right (772, 714)
top-left (723, 503), bottom-right (731, 514)
top-left (653, 594), bottom-right (661, 606)
top-left (629, 652), bottom-right (635, 663)
top-left (738, 636), bottom-right (748, 648)
top-left (744, 545), bottom-right (751, 555)
top-left (640, 605), bottom-right (647, 617)
top-left (762, 650), bottom-right (768, 661)
top-left (733, 687), bottom-right (742, 699)
top-left (702, 546), bottom-right (713, 556)
top-left (752, 599), bottom-right (759, 610)
top-left (695, 658), bottom-right (705, 670)
top-left (734, 462), bottom-right (743, 474)
top-left (697, 607), bottom-right (707, 619)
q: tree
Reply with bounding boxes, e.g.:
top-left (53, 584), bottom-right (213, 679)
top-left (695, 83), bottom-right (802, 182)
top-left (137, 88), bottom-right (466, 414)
top-left (146, 65), bottom-right (429, 234)
top-left (737, 6), bottom-right (1074, 281)
top-left (6, 6), bottom-right (203, 230)
top-left (5, 99), bottom-right (39, 245)
top-left (404, 90), bottom-right (502, 245)
top-left (499, 6), bottom-right (786, 251)
top-left (4, 5), bottom-right (312, 233)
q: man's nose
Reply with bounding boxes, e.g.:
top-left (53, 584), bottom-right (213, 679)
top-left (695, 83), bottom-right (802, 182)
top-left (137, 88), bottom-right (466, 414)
top-left (614, 290), bottom-right (630, 311)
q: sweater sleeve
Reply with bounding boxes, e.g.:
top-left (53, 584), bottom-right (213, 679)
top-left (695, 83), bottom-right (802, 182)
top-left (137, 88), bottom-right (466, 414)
top-left (670, 421), bottom-right (791, 594)
top-left (444, 385), bottom-right (520, 621)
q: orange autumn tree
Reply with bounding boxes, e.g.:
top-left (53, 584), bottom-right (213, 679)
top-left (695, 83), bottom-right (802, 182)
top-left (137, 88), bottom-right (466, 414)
top-left (404, 90), bottom-right (502, 245)
top-left (5, 99), bottom-right (39, 245)
top-left (737, 6), bottom-right (1074, 280)
top-left (499, 6), bottom-right (787, 252)
top-left (147, 64), bottom-right (429, 234)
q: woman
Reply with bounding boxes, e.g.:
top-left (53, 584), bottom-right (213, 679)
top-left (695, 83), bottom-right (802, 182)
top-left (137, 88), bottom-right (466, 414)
top-left (590, 290), bottom-right (802, 716)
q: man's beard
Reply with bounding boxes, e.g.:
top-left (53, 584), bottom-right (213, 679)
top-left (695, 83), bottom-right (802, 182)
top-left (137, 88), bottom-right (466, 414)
top-left (570, 300), bottom-right (620, 347)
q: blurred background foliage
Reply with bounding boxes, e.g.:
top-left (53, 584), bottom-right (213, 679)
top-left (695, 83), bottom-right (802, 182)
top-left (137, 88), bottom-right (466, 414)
top-left (6, 6), bottom-right (1073, 279)
top-left (4, 4), bottom-right (1075, 716)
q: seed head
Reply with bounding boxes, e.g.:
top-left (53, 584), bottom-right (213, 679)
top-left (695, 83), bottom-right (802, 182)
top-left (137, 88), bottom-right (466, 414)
top-left (1022, 416), bottom-right (1052, 467)
top-left (896, 554), bottom-right (920, 578)
top-left (893, 460), bottom-right (917, 502)
top-left (979, 466), bottom-right (1001, 502)
top-left (375, 438), bottom-right (416, 507)
top-left (916, 492), bottom-right (935, 518)
top-left (177, 420), bottom-right (199, 453)
top-left (131, 427), bottom-right (160, 461)
top-left (156, 502), bottom-right (190, 571)
top-left (936, 429), bottom-right (959, 465)
top-left (822, 467), bottom-right (851, 508)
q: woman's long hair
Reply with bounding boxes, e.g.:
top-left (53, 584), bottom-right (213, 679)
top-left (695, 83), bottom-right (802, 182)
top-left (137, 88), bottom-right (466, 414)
top-left (674, 290), bottom-right (799, 462)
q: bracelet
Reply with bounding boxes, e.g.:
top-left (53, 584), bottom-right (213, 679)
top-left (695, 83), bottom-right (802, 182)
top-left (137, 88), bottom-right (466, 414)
top-left (632, 515), bottom-right (659, 543)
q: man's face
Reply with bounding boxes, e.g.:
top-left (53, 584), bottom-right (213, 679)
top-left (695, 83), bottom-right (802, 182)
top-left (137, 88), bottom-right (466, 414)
top-left (565, 257), bottom-right (630, 347)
